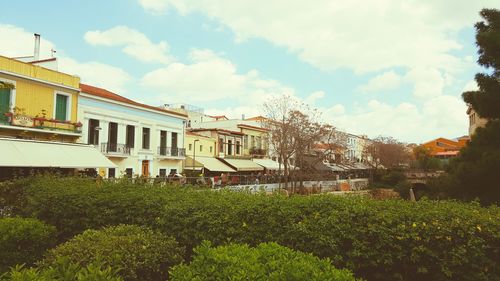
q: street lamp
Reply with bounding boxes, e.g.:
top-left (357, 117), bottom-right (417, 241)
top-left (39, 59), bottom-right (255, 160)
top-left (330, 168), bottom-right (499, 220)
top-left (193, 139), bottom-right (200, 172)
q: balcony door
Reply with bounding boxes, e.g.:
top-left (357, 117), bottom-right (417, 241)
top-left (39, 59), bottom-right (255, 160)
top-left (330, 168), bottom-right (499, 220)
top-left (171, 132), bottom-right (178, 156)
top-left (108, 122), bottom-right (118, 152)
top-left (160, 130), bottom-right (167, 155)
top-left (0, 88), bottom-right (10, 123)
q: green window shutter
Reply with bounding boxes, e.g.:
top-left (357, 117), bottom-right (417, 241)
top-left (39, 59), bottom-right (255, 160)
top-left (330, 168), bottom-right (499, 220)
top-left (55, 94), bottom-right (68, 121)
top-left (0, 88), bottom-right (10, 122)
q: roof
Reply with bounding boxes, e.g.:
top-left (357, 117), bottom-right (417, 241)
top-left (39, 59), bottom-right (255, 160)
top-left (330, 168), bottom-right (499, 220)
top-left (207, 115), bottom-right (229, 120)
top-left (436, 151), bottom-right (459, 156)
top-left (186, 131), bottom-right (216, 140)
top-left (245, 116), bottom-right (268, 121)
top-left (28, 58), bottom-right (57, 64)
top-left (190, 128), bottom-right (245, 136)
top-left (80, 83), bottom-right (187, 118)
top-left (237, 124), bottom-right (269, 132)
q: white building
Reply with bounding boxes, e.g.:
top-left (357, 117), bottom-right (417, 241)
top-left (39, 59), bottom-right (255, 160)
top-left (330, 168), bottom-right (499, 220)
top-left (345, 133), bottom-right (371, 163)
top-left (78, 84), bottom-right (187, 178)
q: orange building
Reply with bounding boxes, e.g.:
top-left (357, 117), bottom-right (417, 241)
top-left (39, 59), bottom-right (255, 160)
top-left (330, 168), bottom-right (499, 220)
top-left (421, 136), bottom-right (469, 158)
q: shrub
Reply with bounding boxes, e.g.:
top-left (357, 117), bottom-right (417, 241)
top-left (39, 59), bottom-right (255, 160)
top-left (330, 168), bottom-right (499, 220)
top-left (0, 257), bottom-right (122, 281)
top-left (41, 224), bottom-right (184, 281)
top-left (170, 241), bottom-right (358, 281)
top-left (6, 177), bottom-right (500, 281)
top-left (0, 217), bottom-right (56, 273)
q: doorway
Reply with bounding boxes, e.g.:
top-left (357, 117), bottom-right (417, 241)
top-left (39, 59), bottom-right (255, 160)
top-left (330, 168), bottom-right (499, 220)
top-left (141, 160), bottom-right (150, 177)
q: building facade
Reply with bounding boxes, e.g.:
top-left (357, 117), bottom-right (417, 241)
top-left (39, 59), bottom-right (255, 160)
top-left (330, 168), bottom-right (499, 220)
top-left (467, 105), bottom-right (488, 136)
top-left (0, 55), bottom-right (114, 178)
top-left (79, 84), bottom-right (187, 178)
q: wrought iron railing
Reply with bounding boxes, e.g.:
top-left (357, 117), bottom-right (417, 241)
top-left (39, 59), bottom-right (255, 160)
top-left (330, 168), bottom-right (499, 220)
top-left (158, 146), bottom-right (186, 157)
top-left (101, 143), bottom-right (131, 155)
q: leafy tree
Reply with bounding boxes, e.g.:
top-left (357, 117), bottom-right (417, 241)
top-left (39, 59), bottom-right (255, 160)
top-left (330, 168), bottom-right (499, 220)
top-left (412, 145), bottom-right (441, 171)
top-left (448, 8), bottom-right (500, 205)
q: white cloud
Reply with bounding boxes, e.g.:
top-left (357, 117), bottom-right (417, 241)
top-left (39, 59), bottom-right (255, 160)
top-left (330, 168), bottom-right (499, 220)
top-left (0, 24), bottom-right (133, 94)
top-left (141, 49), bottom-right (294, 104)
top-left (84, 26), bottom-right (174, 64)
top-left (326, 95), bottom-right (467, 143)
top-left (404, 67), bottom-right (446, 99)
top-left (305, 91), bottom-right (325, 105)
top-left (358, 71), bottom-right (402, 93)
top-left (0, 24), bottom-right (55, 58)
top-left (58, 57), bottom-right (132, 94)
top-left (137, 0), bottom-right (495, 73)
top-left (463, 80), bottom-right (479, 92)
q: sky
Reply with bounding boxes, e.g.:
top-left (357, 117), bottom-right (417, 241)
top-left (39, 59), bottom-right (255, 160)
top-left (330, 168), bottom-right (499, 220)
top-left (1, 0), bottom-right (496, 143)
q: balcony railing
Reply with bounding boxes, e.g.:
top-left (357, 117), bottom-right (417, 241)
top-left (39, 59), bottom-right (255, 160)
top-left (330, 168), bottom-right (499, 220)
top-left (3, 112), bottom-right (82, 133)
top-left (101, 143), bottom-right (131, 155)
top-left (158, 146), bottom-right (186, 157)
top-left (249, 147), bottom-right (267, 156)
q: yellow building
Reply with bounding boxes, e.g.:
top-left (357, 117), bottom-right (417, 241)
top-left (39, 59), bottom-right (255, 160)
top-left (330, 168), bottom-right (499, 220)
top-left (0, 55), bottom-right (81, 142)
top-left (0, 55), bottom-right (114, 179)
top-left (237, 124), bottom-right (269, 157)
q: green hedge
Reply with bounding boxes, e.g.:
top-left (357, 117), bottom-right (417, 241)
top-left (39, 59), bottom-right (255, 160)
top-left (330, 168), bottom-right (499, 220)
top-left (0, 257), bottom-right (122, 281)
top-left (3, 176), bottom-right (499, 281)
top-left (170, 241), bottom-right (358, 281)
top-left (41, 224), bottom-right (184, 281)
top-left (0, 217), bottom-right (56, 273)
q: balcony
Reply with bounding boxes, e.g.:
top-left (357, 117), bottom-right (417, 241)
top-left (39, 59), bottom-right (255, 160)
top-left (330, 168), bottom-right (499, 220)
top-left (249, 147), bottom-right (267, 156)
top-left (101, 143), bottom-right (131, 157)
top-left (2, 112), bottom-right (82, 136)
top-left (157, 146), bottom-right (186, 158)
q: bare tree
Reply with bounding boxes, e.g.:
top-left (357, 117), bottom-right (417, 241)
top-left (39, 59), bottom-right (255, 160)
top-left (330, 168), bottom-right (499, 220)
top-left (365, 136), bottom-right (410, 169)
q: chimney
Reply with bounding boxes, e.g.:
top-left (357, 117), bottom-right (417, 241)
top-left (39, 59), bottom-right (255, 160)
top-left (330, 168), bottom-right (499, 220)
top-left (34, 33), bottom-right (41, 61)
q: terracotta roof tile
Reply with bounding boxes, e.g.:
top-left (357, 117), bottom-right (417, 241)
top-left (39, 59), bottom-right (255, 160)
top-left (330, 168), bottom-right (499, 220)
top-left (80, 83), bottom-right (187, 118)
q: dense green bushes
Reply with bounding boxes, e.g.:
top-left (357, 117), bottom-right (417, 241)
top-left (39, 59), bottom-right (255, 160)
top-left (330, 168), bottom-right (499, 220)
top-left (2, 176), bottom-right (499, 281)
top-left (0, 258), bottom-right (122, 281)
top-left (170, 241), bottom-right (358, 281)
top-left (0, 217), bottom-right (56, 273)
top-left (42, 225), bottom-right (184, 281)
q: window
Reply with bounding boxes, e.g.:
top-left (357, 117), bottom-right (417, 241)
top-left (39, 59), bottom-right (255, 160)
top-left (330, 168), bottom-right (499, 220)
top-left (108, 168), bottom-right (116, 178)
top-left (236, 141), bottom-right (241, 154)
top-left (189, 143), bottom-right (192, 151)
top-left (243, 135), bottom-right (248, 149)
top-left (88, 119), bottom-right (100, 145)
top-left (251, 136), bottom-right (255, 148)
top-left (160, 130), bottom-right (167, 155)
top-left (55, 93), bottom-right (69, 121)
top-left (200, 145), bottom-right (203, 152)
top-left (0, 87), bottom-right (11, 122)
top-left (125, 168), bottom-right (133, 178)
top-left (170, 169), bottom-right (177, 175)
top-left (126, 125), bottom-right (135, 148)
top-left (210, 146), bottom-right (213, 153)
top-left (219, 138), bottom-right (224, 153)
top-left (142, 127), bottom-right (150, 149)
top-left (171, 132), bottom-right (178, 149)
top-left (159, 169), bottom-right (167, 177)
top-left (108, 122), bottom-right (118, 152)
top-left (227, 140), bottom-right (233, 155)
top-left (256, 137), bottom-right (261, 149)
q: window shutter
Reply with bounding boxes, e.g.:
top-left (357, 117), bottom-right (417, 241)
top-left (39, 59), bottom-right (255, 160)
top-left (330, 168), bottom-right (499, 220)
top-left (0, 88), bottom-right (10, 122)
top-left (55, 94), bottom-right (68, 121)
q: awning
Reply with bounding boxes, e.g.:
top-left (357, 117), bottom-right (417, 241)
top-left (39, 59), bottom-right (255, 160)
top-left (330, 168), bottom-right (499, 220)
top-left (0, 138), bottom-right (116, 168)
top-left (184, 156), bottom-right (204, 170)
top-left (186, 156), bottom-right (235, 172)
top-left (252, 158), bottom-right (281, 170)
top-left (328, 164), bottom-right (345, 172)
top-left (221, 158), bottom-right (264, 172)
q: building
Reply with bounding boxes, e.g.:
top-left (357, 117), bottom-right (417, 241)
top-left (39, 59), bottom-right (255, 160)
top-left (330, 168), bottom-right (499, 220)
top-left (467, 105), bottom-right (488, 136)
top-left (79, 84), bottom-right (187, 178)
top-left (421, 137), bottom-right (469, 159)
top-left (0, 54), bottom-right (114, 178)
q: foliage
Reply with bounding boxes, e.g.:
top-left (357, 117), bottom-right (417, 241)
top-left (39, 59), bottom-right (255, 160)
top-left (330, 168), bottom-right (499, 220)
top-left (170, 241), bottom-right (358, 281)
top-left (365, 136), bottom-right (410, 169)
top-left (0, 217), bottom-right (56, 273)
top-left (41, 224), bottom-right (184, 281)
top-left (412, 145), bottom-right (442, 171)
top-left (0, 257), bottom-right (122, 281)
top-left (5, 177), bottom-right (500, 281)
top-left (449, 8), bottom-right (500, 205)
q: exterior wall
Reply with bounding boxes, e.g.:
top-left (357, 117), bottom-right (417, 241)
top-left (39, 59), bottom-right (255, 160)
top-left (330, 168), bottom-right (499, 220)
top-left (468, 108), bottom-right (488, 136)
top-left (185, 133), bottom-right (217, 158)
top-left (0, 56), bottom-right (80, 142)
top-left (79, 94), bottom-right (186, 178)
top-left (421, 138), bottom-right (463, 156)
